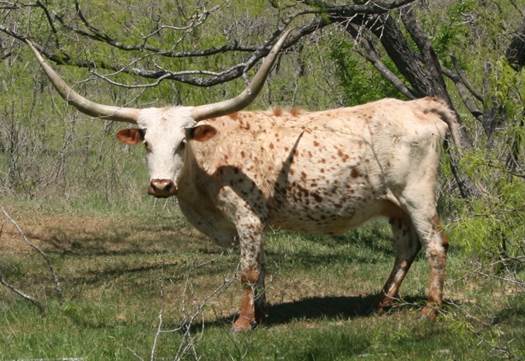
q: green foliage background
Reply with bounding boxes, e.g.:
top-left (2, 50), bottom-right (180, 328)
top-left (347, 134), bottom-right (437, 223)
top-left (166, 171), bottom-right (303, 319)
top-left (0, 0), bottom-right (524, 285)
top-left (1, 1), bottom-right (525, 360)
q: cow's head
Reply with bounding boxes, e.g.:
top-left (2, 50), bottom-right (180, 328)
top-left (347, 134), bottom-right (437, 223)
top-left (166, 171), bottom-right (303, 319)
top-left (26, 30), bottom-right (291, 198)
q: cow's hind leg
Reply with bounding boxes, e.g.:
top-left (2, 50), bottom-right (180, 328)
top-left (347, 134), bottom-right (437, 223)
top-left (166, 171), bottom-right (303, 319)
top-left (404, 208), bottom-right (449, 320)
top-left (378, 213), bottom-right (421, 310)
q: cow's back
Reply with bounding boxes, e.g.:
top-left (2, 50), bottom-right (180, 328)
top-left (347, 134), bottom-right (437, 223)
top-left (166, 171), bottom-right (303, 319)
top-left (180, 98), bottom-right (448, 236)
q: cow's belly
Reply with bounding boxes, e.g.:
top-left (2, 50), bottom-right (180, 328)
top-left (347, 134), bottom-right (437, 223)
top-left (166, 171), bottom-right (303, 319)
top-left (267, 176), bottom-right (390, 235)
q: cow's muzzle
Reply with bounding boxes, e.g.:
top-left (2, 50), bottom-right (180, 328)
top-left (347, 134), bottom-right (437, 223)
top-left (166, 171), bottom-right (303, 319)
top-left (148, 179), bottom-right (177, 198)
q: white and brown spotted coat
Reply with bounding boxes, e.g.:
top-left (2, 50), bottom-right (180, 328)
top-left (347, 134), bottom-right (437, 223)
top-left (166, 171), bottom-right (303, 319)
top-left (175, 97), bottom-right (452, 331)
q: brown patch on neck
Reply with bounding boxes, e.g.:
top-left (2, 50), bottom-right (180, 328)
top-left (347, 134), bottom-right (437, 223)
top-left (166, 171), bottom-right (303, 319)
top-left (289, 107), bottom-right (302, 117)
top-left (272, 107), bottom-right (283, 116)
top-left (228, 112), bottom-right (240, 120)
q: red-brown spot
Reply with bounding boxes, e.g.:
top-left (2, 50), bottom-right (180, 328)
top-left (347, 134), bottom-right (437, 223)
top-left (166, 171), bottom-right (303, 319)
top-left (312, 193), bottom-right (323, 202)
top-left (290, 107), bottom-right (302, 117)
top-left (229, 112), bottom-right (240, 120)
top-left (313, 140), bottom-right (320, 147)
top-left (269, 143), bottom-right (274, 149)
top-left (272, 107), bottom-right (283, 116)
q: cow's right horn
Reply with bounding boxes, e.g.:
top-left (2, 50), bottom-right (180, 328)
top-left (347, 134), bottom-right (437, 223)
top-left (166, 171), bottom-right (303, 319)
top-left (191, 28), bottom-right (293, 122)
top-left (26, 40), bottom-right (139, 124)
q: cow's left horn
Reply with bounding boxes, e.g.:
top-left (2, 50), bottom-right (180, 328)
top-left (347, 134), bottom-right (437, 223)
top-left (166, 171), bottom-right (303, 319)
top-left (26, 40), bottom-right (139, 124)
top-left (191, 28), bottom-right (293, 122)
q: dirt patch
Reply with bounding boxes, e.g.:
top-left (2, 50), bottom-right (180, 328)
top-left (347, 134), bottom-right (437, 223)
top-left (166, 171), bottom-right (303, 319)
top-left (0, 211), bottom-right (205, 255)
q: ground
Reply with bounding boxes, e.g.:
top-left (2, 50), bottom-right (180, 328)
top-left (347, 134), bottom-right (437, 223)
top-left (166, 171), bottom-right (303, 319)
top-left (0, 202), bottom-right (524, 361)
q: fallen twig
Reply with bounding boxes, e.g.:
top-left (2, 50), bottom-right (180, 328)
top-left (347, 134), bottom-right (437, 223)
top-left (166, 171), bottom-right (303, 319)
top-left (0, 271), bottom-right (45, 312)
top-left (0, 206), bottom-right (63, 299)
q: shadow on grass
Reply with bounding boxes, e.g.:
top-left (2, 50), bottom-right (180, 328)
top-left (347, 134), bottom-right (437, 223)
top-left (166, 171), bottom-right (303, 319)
top-left (65, 255), bottom-right (235, 287)
top-left (190, 294), bottom-right (428, 331)
top-left (303, 227), bottom-right (394, 257)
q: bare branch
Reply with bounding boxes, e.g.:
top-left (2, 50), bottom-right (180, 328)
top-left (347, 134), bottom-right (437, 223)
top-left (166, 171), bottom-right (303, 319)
top-left (35, 0), bottom-right (60, 48)
top-left (508, 0), bottom-right (525, 17)
top-left (302, 0), bottom-right (416, 15)
top-left (150, 292), bottom-right (164, 361)
top-left (50, 1), bottom-right (255, 59)
top-left (0, 272), bottom-right (45, 312)
top-left (1, 17), bottom-right (329, 88)
top-left (400, 6), bottom-right (451, 103)
top-left (441, 66), bottom-right (483, 120)
top-left (345, 24), bottom-right (416, 98)
top-left (450, 55), bottom-right (483, 102)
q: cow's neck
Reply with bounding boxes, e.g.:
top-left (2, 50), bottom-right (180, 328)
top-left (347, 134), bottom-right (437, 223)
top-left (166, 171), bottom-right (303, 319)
top-left (175, 150), bottom-right (238, 247)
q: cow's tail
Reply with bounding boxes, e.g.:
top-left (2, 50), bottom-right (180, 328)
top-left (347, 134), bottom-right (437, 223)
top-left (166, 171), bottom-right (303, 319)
top-left (422, 97), bottom-right (463, 151)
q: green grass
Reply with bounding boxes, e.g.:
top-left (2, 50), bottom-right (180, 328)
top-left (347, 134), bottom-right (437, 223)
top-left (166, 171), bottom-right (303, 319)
top-left (0, 204), bottom-right (524, 360)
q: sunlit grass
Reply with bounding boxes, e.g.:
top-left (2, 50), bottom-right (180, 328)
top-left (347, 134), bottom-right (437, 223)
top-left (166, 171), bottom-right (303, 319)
top-left (0, 206), bottom-right (524, 360)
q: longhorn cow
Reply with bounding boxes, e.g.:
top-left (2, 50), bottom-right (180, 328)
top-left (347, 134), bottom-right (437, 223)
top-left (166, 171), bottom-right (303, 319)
top-left (27, 30), bottom-right (454, 331)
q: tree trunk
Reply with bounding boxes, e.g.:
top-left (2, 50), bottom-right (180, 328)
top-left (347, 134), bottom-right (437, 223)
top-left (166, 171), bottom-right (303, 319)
top-left (329, 7), bottom-right (479, 197)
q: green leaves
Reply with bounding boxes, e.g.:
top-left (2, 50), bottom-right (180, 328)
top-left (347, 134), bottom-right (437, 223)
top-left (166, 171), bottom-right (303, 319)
top-left (329, 38), bottom-right (402, 106)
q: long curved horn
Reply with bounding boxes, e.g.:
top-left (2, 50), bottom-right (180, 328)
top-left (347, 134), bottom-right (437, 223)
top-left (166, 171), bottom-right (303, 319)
top-left (26, 40), bottom-right (139, 124)
top-left (191, 29), bottom-right (293, 121)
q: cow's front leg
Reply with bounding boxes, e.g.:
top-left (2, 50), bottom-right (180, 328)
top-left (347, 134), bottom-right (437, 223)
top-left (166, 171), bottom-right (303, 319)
top-left (216, 185), bottom-right (268, 332)
top-left (233, 224), bottom-right (266, 332)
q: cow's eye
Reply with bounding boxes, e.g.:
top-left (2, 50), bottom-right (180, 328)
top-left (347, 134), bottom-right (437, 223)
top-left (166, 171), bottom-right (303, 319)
top-left (144, 141), bottom-right (152, 152)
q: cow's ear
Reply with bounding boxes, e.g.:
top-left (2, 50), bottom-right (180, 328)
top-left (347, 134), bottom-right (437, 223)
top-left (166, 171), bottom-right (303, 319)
top-left (186, 124), bottom-right (217, 142)
top-left (116, 128), bottom-right (144, 145)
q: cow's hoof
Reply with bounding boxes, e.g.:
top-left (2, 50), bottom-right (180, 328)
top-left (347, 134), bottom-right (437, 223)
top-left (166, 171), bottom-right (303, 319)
top-left (232, 318), bottom-right (257, 333)
top-left (420, 305), bottom-right (439, 321)
top-left (376, 300), bottom-right (393, 311)
top-left (375, 295), bottom-right (396, 314)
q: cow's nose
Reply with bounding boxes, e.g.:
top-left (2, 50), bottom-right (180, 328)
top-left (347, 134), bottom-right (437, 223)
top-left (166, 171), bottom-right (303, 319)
top-left (149, 179), bottom-right (175, 197)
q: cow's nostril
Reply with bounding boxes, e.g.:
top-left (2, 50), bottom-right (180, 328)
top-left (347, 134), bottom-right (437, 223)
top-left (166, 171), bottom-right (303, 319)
top-left (164, 182), bottom-right (173, 192)
top-left (150, 179), bottom-right (174, 192)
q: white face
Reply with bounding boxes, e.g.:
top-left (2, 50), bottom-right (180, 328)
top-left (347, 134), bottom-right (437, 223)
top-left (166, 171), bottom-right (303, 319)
top-left (139, 107), bottom-right (196, 183)
top-left (117, 106), bottom-right (196, 197)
